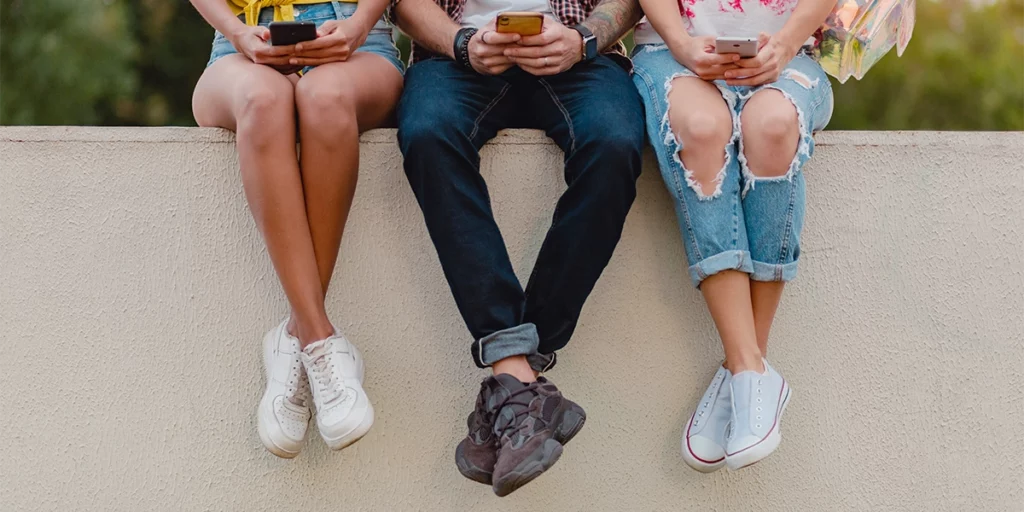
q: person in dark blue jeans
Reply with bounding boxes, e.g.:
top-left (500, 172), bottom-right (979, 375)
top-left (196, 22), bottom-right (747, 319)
top-left (393, 0), bottom-right (643, 496)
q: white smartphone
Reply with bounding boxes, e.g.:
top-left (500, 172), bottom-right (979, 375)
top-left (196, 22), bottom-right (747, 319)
top-left (715, 37), bottom-right (758, 58)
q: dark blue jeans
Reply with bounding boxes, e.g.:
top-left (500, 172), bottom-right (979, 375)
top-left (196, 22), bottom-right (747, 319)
top-left (397, 57), bottom-right (644, 371)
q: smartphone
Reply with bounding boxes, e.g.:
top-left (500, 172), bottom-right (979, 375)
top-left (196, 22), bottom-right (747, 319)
top-left (496, 12), bottom-right (544, 36)
top-left (269, 21), bottom-right (317, 46)
top-left (715, 37), bottom-right (758, 58)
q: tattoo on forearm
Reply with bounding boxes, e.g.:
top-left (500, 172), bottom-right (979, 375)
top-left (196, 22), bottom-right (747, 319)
top-left (582, 0), bottom-right (644, 50)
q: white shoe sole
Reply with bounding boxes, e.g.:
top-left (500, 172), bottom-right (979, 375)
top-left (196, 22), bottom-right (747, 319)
top-left (320, 396), bottom-right (375, 451)
top-left (681, 412), bottom-right (726, 473)
top-left (726, 383), bottom-right (791, 471)
top-left (318, 346), bottom-right (374, 451)
top-left (258, 394), bottom-right (302, 459)
top-left (257, 323), bottom-right (306, 459)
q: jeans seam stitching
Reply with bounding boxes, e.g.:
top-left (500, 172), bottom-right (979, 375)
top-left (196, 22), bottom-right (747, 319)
top-left (538, 78), bottom-right (576, 154)
top-left (776, 180), bottom-right (798, 279)
top-left (470, 83), bottom-right (511, 143)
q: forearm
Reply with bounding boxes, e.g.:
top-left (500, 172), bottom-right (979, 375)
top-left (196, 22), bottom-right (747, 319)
top-left (350, 0), bottom-right (391, 33)
top-left (580, 0), bottom-right (644, 50)
top-left (394, 0), bottom-right (462, 58)
top-left (638, 0), bottom-right (692, 49)
top-left (776, 0), bottom-right (836, 49)
top-left (190, 0), bottom-right (247, 39)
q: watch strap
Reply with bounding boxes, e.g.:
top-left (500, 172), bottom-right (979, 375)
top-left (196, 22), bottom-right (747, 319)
top-left (571, 25), bottom-right (597, 61)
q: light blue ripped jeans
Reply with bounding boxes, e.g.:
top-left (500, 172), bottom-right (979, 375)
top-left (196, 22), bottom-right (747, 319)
top-left (632, 44), bottom-right (834, 287)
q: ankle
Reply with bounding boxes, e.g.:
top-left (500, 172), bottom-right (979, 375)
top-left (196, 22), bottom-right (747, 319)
top-left (727, 355), bottom-right (765, 375)
top-left (492, 356), bottom-right (537, 383)
top-left (293, 318), bottom-right (334, 347)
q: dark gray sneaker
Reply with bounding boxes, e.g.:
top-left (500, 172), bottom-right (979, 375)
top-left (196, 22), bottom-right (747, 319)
top-left (454, 375), bottom-right (587, 489)
top-left (489, 374), bottom-right (587, 496)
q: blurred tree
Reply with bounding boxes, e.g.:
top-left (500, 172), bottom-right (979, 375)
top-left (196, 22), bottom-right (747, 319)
top-left (828, 0), bottom-right (1024, 130)
top-left (0, 0), bottom-right (138, 124)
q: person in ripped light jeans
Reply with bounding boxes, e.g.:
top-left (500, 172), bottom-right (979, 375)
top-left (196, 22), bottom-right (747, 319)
top-left (190, 0), bottom-right (404, 459)
top-left (631, 0), bottom-right (836, 471)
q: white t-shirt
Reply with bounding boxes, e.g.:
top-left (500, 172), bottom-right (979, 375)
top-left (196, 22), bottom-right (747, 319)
top-left (633, 0), bottom-right (800, 45)
top-left (461, 0), bottom-right (553, 29)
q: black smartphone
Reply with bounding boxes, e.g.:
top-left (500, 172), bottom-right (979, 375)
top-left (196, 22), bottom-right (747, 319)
top-left (269, 21), bottom-right (317, 46)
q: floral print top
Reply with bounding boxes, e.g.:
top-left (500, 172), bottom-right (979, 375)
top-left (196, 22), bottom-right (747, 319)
top-left (634, 0), bottom-right (801, 45)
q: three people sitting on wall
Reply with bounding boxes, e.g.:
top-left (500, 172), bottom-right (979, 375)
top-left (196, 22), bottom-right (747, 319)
top-left (190, 0), bottom-right (834, 496)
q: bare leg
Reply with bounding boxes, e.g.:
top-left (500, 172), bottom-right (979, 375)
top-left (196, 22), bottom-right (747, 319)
top-left (667, 77), bottom-right (763, 374)
top-left (740, 89), bottom-right (801, 358)
top-left (192, 55), bottom-right (332, 345)
top-left (492, 356), bottom-right (537, 383)
top-left (294, 54), bottom-right (404, 296)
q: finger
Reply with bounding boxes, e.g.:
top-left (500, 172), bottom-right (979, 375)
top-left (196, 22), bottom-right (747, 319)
top-left (254, 55), bottom-right (296, 66)
top-left (519, 64), bottom-right (559, 76)
top-left (507, 56), bottom-right (557, 68)
top-left (316, 20), bottom-right (339, 37)
top-left (725, 70), bottom-right (776, 87)
top-left (758, 32), bottom-right (771, 50)
top-left (518, 30), bottom-right (557, 47)
top-left (255, 43), bottom-right (298, 57)
top-left (288, 56), bottom-right (347, 66)
top-left (480, 55), bottom-right (512, 66)
top-left (736, 52), bottom-right (770, 68)
top-left (255, 26), bottom-right (271, 42)
top-left (725, 62), bottom-right (776, 80)
top-left (480, 30), bottom-right (521, 46)
top-left (699, 52), bottom-right (741, 67)
top-left (297, 31), bottom-right (345, 52)
top-left (291, 46), bottom-right (349, 59)
top-left (503, 44), bottom-right (560, 59)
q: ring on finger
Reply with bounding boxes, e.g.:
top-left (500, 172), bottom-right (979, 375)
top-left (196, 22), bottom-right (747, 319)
top-left (543, 57), bottom-right (549, 67)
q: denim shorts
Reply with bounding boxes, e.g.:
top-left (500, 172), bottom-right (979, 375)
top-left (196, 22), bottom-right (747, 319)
top-left (632, 44), bottom-right (834, 287)
top-left (207, 2), bottom-right (404, 75)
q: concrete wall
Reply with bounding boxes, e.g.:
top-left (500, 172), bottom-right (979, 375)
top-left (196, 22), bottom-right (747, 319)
top-left (1, 127), bottom-right (1022, 512)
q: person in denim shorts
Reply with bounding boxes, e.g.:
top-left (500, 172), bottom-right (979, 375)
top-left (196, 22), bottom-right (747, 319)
top-left (631, 0), bottom-right (836, 472)
top-left (190, 0), bottom-right (403, 459)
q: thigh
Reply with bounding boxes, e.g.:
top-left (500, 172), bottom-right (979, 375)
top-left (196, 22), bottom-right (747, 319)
top-left (397, 59), bottom-right (515, 147)
top-left (192, 54), bottom-right (298, 130)
top-left (529, 56), bottom-right (644, 157)
top-left (296, 52), bottom-right (404, 131)
top-left (753, 54), bottom-right (834, 133)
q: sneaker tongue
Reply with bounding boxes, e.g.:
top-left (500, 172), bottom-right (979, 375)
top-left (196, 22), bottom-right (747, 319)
top-left (487, 374), bottom-right (536, 434)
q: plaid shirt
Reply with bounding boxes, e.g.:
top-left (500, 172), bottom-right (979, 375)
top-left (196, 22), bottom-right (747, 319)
top-left (391, 0), bottom-right (628, 65)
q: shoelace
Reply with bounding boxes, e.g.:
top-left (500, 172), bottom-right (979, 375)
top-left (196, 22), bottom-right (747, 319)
top-left (285, 363), bottom-right (310, 408)
top-left (491, 382), bottom-right (542, 439)
top-left (306, 344), bottom-right (347, 406)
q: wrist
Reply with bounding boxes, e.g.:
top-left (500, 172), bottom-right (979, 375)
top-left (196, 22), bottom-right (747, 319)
top-left (453, 27), bottom-right (477, 67)
top-left (774, 31), bottom-right (804, 55)
top-left (349, 10), bottom-right (377, 34)
top-left (225, 20), bottom-right (251, 44)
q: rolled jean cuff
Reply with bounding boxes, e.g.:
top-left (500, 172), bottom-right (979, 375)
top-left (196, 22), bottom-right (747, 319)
top-left (472, 323), bottom-right (540, 368)
top-left (527, 352), bottom-right (557, 373)
top-left (688, 250), bottom-right (754, 288)
top-left (751, 260), bottom-right (799, 283)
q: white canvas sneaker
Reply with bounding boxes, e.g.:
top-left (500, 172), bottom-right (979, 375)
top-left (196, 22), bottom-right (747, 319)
top-left (258, 319), bottom-right (312, 459)
top-left (301, 333), bottom-right (374, 450)
top-left (682, 365), bottom-right (731, 473)
top-left (725, 359), bottom-right (791, 471)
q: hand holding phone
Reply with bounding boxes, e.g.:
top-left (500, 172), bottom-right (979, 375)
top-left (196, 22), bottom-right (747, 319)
top-left (715, 37), bottom-right (759, 58)
top-left (496, 12), bottom-right (544, 36)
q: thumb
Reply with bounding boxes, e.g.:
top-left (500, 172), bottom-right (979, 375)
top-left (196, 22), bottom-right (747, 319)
top-left (758, 32), bottom-right (770, 50)
top-left (317, 20), bottom-right (337, 37)
top-left (255, 26), bottom-right (271, 42)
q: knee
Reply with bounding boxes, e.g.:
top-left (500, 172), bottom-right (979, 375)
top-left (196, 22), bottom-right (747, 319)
top-left (397, 104), bottom-right (468, 155)
top-left (671, 109), bottom-right (733, 149)
top-left (236, 83), bottom-right (294, 147)
top-left (741, 100), bottom-right (800, 177)
top-left (295, 78), bottom-right (357, 136)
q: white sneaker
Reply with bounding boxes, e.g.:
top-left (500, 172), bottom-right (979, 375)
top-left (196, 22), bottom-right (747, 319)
top-left (681, 365), bottom-right (731, 472)
top-left (258, 319), bottom-right (312, 458)
top-left (725, 359), bottom-right (791, 471)
top-left (301, 333), bottom-right (374, 450)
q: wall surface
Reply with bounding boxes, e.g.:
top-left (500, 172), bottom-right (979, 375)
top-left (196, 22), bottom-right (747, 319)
top-left (1, 127), bottom-right (1022, 512)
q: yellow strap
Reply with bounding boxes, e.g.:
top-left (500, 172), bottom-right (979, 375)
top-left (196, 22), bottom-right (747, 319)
top-left (243, 0), bottom-right (297, 26)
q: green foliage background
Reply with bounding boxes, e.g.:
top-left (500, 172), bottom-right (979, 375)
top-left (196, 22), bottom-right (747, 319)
top-left (1, 0), bottom-right (1021, 129)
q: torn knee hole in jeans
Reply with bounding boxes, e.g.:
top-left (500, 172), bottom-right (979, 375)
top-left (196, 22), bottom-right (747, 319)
top-left (781, 69), bottom-right (818, 89)
top-left (737, 85), bottom-right (812, 196)
top-left (663, 74), bottom-right (739, 201)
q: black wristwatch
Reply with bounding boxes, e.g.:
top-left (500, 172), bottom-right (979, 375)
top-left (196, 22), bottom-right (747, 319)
top-left (571, 25), bottom-right (598, 62)
top-left (453, 27), bottom-right (478, 69)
